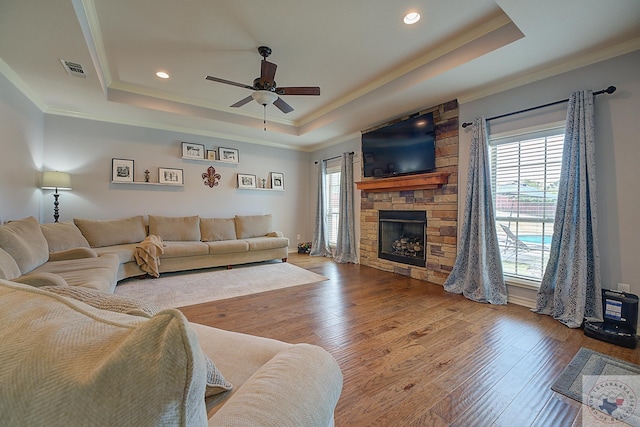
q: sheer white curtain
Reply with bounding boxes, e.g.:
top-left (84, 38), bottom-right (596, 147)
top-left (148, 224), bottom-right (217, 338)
top-left (534, 90), bottom-right (603, 327)
top-left (310, 160), bottom-right (331, 257)
top-left (444, 117), bottom-right (507, 304)
top-left (333, 152), bottom-right (358, 264)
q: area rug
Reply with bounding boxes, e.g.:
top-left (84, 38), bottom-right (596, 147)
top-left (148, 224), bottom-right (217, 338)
top-left (114, 262), bottom-right (328, 309)
top-left (552, 347), bottom-right (640, 425)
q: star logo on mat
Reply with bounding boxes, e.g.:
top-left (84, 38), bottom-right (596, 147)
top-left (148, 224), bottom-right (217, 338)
top-left (587, 379), bottom-right (637, 424)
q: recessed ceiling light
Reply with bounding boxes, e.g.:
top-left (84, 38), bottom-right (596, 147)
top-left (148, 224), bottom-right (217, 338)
top-left (155, 71), bottom-right (170, 79)
top-left (403, 11), bottom-right (420, 25)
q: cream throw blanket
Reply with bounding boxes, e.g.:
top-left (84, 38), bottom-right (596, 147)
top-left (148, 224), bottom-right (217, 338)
top-left (134, 235), bottom-right (164, 277)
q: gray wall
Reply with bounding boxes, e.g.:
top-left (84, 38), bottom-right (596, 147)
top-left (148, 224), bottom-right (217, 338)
top-left (0, 72), bottom-right (44, 223)
top-left (458, 50), bottom-right (640, 306)
top-left (41, 115), bottom-right (312, 248)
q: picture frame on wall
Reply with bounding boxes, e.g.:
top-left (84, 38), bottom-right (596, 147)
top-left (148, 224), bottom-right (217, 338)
top-left (206, 150), bottom-right (217, 161)
top-left (237, 173), bottom-right (256, 189)
top-left (158, 167), bottom-right (184, 185)
top-left (218, 147), bottom-right (239, 163)
top-left (181, 142), bottom-right (205, 159)
top-left (112, 158), bottom-right (134, 182)
top-left (270, 172), bottom-right (284, 190)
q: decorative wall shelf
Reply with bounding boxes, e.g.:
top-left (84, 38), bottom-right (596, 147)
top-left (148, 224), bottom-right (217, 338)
top-left (111, 181), bottom-right (184, 187)
top-left (355, 172), bottom-right (449, 192)
top-left (181, 157), bottom-right (238, 165)
top-left (237, 187), bottom-right (284, 192)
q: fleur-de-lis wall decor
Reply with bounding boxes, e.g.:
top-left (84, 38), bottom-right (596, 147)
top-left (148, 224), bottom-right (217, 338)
top-left (202, 166), bottom-right (221, 188)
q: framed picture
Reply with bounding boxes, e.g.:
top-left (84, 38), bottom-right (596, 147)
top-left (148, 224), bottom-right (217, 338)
top-left (237, 173), bottom-right (256, 189)
top-left (270, 172), bottom-right (284, 190)
top-left (218, 147), bottom-right (239, 163)
top-left (206, 150), bottom-right (217, 161)
top-left (158, 167), bottom-right (184, 185)
top-left (112, 158), bottom-right (134, 182)
top-left (181, 142), bottom-right (205, 159)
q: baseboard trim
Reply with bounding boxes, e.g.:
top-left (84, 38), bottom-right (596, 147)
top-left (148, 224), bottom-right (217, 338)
top-left (508, 294), bottom-right (536, 309)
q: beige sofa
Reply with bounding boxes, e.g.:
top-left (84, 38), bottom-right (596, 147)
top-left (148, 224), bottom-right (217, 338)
top-left (0, 280), bottom-right (343, 426)
top-left (0, 214), bottom-right (290, 293)
top-left (0, 216), bottom-right (343, 426)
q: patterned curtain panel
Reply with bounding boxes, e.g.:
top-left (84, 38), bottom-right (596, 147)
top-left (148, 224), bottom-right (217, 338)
top-left (444, 117), bottom-right (507, 304)
top-left (310, 160), bottom-right (331, 257)
top-left (534, 90), bottom-right (603, 328)
top-left (333, 152), bottom-right (358, 264)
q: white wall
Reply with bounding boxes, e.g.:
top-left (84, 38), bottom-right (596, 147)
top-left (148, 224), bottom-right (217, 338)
top-left (41, 115), bottom-right (312, 247)
top-left (459, 50), bottom-right (640, 307)
top-left (0, 72), bottom-right (44, 222)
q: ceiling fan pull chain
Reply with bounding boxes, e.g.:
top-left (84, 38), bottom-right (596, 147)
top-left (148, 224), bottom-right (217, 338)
top-left (263, 104), bottom-right (267, 131)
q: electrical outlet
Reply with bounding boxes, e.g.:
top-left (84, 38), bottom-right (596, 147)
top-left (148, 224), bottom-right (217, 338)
top-left (618, 283), bottom-right (631, 293)
top-left (296, 234), bottom-right (301, 240)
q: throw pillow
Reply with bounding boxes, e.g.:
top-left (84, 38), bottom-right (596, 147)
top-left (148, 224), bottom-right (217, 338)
top-left (41, 285), bottom-right (161, 318)
top-left (0, 247), bottom-right (21, 281)
top-left (205, 354), bottom-right (234, 397)
top-left (235, 214), bottom-right (272, 239)
top-left (0, 216), bottom-right (49, 275)
top-left (74, 216), bottom-right (147, 248)
top-left (149, 215), bottom-right (201, 241)
top-left (40, 221), bottom-right (91, 252)
top-left (200, 218), bottom-right (237, 242)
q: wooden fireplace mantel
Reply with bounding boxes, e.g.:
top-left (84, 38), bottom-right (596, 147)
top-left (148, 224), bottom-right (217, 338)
top-left (355, 172), bottom-right (449, 192)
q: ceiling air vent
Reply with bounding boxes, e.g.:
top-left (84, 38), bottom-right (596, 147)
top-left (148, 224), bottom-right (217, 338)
top-left (60, 59), bottom-right (87, 78)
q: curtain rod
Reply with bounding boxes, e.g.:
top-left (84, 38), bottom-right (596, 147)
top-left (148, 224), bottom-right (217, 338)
top-left (314, 151), bottom-right (355, 164)
top-left (461, 85), bottom-right (616, 128)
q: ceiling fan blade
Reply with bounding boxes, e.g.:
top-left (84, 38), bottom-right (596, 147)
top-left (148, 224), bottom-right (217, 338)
top-left (260, 60), bottom-right (277, 87)
top-left (230, 95), bottom-right (253, 108)
top-left (206, 76), bottom-right (254, 90)
top-left (275, 86), bottom-right (320, 96)
top-left (273, 97), bottom-right (294, 114)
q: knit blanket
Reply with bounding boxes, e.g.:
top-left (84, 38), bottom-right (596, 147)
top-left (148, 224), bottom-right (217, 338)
top-left (134, 235), bottom-right (164, 277)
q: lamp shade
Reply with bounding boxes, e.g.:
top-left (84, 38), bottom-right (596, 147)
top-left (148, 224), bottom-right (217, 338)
top-left (252, 90), bottom-right (278, 106)
top-left (41, 171), bottom-right (72, 191)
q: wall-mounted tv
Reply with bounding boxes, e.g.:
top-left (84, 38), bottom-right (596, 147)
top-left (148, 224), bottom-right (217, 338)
top-left (362, 112), bottom-right (435, 178)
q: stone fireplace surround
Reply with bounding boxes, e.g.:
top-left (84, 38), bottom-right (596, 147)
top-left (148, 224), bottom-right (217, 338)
top-left (357, 100), bottom-right (459, 285)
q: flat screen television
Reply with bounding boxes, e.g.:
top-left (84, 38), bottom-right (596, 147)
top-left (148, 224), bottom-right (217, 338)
top-left (362, 112), bottom-right (435, 178)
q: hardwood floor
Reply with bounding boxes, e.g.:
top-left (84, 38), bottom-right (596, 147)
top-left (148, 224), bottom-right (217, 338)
top-left (179, 254), bottom-right (639, 427)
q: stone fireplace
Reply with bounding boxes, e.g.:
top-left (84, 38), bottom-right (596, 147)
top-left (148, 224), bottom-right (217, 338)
top-left (357, 100), bottom-right (459, 285)
top-left (378, 210), bottom-right (426, 267)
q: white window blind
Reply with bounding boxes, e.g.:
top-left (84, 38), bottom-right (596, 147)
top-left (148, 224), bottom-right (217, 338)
top-left (490, 125), bottom-right (564, 284)
top-left (325, 164), bottom-right (341, 246)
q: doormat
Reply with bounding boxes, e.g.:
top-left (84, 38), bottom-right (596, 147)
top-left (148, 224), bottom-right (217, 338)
top-left (552, 347), bottom-right (640, 425)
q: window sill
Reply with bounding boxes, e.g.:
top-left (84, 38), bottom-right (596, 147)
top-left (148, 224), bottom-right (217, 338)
top-left (505, 275), bottom-right (541, 291)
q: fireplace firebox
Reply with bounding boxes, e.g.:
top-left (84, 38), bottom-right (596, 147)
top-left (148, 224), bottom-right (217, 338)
top-left (378, 210), bottom-right (426, 267)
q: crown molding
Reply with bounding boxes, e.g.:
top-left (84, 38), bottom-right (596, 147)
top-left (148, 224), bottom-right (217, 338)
top-left (0, 57), bottom-right (47, 111)
top-left (458, 36), bottom-right (640, 105)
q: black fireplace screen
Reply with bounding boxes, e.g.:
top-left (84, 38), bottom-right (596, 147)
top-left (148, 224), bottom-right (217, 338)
top-left (378, 210), bottom-right (426, 267)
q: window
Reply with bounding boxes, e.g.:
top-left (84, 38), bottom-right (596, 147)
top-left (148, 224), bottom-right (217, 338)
top-left (490, 125), bottom-right (564, 284)
top-left (325, 166), bottom-right (341, 246)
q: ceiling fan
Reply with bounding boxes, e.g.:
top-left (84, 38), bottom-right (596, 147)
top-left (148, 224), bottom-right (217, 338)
top-left (205, 46), bottom-right (320, 115)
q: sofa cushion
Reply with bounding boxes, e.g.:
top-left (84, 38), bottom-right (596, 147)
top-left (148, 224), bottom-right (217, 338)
top-left (31, 253), bottom-right (121, 293)
top-left (235, 214), bottom-right (272, 239)
top-left (200, 218), bottom-right (237, 241)
top-left (0, 247), bottom-right (20, 280)
top-left (0, 216), bottom-right (49, 275)
top-left (149, 215), bottom-right (201, 241)
top-left (12, 272), bottom-right (69, 288)
top-left (0, 280), bottom-right (209, 427)
top-left (162, 241), bottom-right (209, 258)
top-left (48, 247), bottom-right (98, 262)
top-left (40, 221), bottom-right (90, 252)
top-left (205, 240), bottom-right (249, 255)
top-left (74, 216), bottom-right (147, 248)
top-left (94, 243), bottom-right (137, 264)
top-left (41, 285), bottom-right (161, 318)
top-left (244, 236), bottom-right (290, 251)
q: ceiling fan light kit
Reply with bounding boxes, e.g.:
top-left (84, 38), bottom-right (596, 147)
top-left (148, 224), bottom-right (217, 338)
top-left (205, 46), bottom-right (321, 130)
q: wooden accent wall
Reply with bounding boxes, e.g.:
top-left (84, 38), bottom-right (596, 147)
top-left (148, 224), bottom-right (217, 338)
top-left (359, 100), bottom-right (459, 285)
